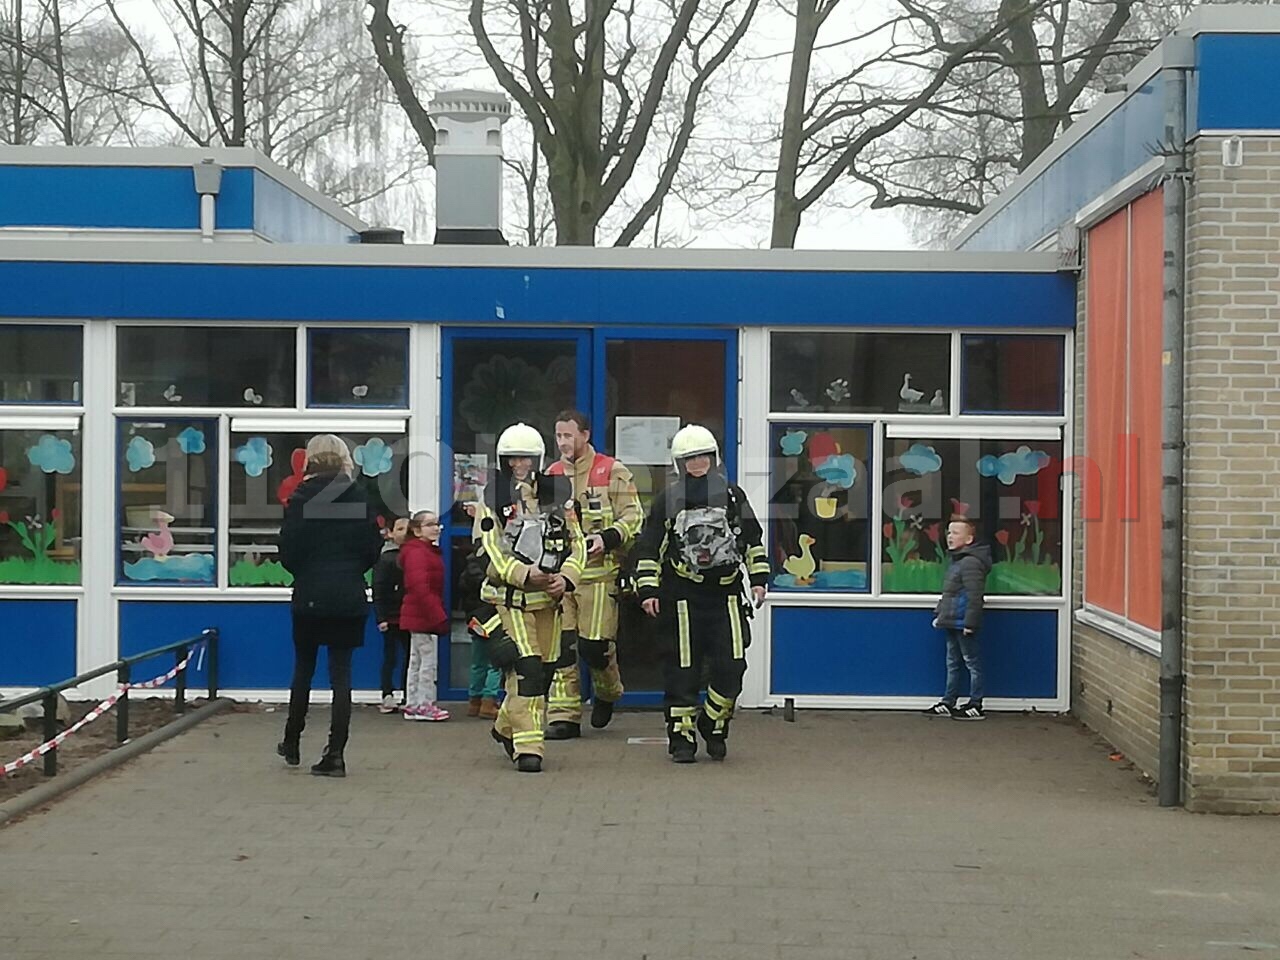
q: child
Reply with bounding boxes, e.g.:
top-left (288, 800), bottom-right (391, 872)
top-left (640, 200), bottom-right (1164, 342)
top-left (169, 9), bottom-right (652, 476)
top-left (373, 517), bottom-right (410, 713)
top-left (398, 511), bottom-right (450, 721)
top-left (923, 517), bottom-right (991, 721)
top-left (466, 602), bottom-right (505, 719)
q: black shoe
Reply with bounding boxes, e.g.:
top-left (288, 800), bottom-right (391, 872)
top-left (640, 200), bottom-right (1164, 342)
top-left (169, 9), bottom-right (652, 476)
top-left (671, 744), bottom-right (697, 764)
top-left (491, 727), bottom-right (515, 761)
top-left (952, 702), bottom-right (985, 721)
top-left (590, 698), bottom-right (615, 729)
top-left (921, 701), bottom-right (955, 718)
top-left (545, 721), bottom-right (581, 740)
top-left (697, 714), bottom-right (727, 761)
top-left (310, 754), bottom-right (346, 777)
top-left (516, 754), bottom-right (543, 773)
top-left (276, 741), bottom-right (300, 766)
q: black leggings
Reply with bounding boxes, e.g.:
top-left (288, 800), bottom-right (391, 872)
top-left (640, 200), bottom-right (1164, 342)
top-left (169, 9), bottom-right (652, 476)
top-left (283, 616), bottom-right (362, 755)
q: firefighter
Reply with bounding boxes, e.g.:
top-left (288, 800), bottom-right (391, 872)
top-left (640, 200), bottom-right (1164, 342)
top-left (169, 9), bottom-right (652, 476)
top-left (467, 422), bottom-right (586, 773)
top-left (632, 424), bottom-right (769, 763)
top-left (544, 410), bottom-right (643, 739)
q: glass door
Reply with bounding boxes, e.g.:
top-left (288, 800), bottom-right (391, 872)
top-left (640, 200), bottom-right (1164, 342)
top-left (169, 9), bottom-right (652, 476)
top-left (439, 329), bottom-right (591, 697)
top-left (593, 329), bottom-right (738, 703)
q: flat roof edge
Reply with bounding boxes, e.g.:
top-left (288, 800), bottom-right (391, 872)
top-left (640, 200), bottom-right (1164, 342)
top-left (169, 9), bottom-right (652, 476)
top-left (0, 240), bottom-right (1065, 273)
top-left (951, 4), bottom-right (1280, 249)
top-left (0, 145), bottom-right (367, 234)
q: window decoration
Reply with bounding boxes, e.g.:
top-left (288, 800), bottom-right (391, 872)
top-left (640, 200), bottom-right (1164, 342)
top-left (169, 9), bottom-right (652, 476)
top-left (309, 329), bottom-right (409, 407)
top-left (770, 332), bottom-right (950, 415)
top-left (116, 327), bottom-right (295, 408)
top-left (881, 436), bottom-right (1063, 595)
top-left (0, 325), bottom-right (82, 404)
top-left (118, 420), bottom-right (216, 584)
top-left (769, 424), bottom-right (871, 591)
top-left (0, 429), bottom-right (82, 584)
top-left (229, 431), bottom-right (407, 587)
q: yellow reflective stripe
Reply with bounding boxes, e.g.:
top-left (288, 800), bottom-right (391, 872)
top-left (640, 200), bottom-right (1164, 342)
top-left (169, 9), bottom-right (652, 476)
top-left (590, 586), bottom-right (606, 640)
top-left (727, 597), bottom-right (744, 659)
top-left (677, 599), bottom-right (692, 668)
top-left (482, 613), bottom-right (502, 636)
top-left (635, 559), bottom-right (660, 573)
top-left (512, 731), bottom-right (543, 745)
top-left (480, 522), bottom-right (518, 580)
top-left (506, 610), bottom-right (535, 658)
top-left (548, 611), bottom-right (562, 663)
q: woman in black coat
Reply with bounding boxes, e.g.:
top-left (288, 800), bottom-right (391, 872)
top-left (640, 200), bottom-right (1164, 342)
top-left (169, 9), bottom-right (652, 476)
top-left (277, 434), bottom-right (383, 777)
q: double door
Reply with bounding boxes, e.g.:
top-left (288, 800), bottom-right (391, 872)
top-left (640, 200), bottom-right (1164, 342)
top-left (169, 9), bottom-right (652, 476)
top-left (439, 327), bottom-right (738, 702)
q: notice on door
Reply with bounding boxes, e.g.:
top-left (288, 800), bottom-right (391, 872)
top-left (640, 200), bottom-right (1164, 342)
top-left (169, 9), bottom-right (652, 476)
top-left (615, 416), bottom-right (680, 465)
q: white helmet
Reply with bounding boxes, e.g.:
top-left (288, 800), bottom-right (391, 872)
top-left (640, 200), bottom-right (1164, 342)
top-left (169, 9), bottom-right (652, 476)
top-left (496, 422), bottom-right (545, 470)
top-left (671, 424), bottom-right (719, 467)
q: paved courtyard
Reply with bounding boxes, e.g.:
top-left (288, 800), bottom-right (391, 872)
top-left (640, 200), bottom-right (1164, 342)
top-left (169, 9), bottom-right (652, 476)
top-left (1, 706), bottom-right (1278, 960)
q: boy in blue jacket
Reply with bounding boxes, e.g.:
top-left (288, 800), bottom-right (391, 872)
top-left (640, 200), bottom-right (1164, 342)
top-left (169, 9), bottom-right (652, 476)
top-left (923, 518), bottom-right (991, 721)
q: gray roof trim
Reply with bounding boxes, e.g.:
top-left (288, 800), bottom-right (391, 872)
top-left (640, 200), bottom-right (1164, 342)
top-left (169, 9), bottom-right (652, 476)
top-left (950, 4), bottom-right (1280, 249)
top-left (0, 145), bottom-right (367, 233)
top-left (0, 239), bottom-right (1063, 273)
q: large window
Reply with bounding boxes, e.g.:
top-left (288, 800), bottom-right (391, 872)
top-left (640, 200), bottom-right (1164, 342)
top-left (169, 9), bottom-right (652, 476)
top-left (0, 427), bottom-right (82, 584)
top-left (228, 429), bottom-right (408, 586)
top-left (962, 335), bottom-right (1065, 414)
top-left (769, 424), bottom-right (871, 591)
top-left (117, 420), bottom-right (217, 584)
top-left (117, 327), bottom-right (296, 408)
top-left (309, 329), bottom-right (409, 408)
top-left (881, 435), bottom-right (1063, 595)
top-left (0, 325), bottom-right (82, 404)
top-left (771, 332), bottom-right (951, 415)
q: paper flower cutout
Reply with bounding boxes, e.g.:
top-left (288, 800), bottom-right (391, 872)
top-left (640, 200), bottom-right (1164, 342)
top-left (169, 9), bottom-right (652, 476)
top-left (900, 443), bottom-right (942, 476)
top-left (808, 432), bottom-right (840, 463)
top-left (780, 430), bottom-right (807, 456)
top-left (977, 445), bottom-right (1051, 485)
top-left (815, 453), bottom-right (857, 489)
top-left (176, 426), bottom-right (206, 455)
top-left (235, 437), bottom-right (274, 478)
top-left (354, 438), bottom-right (394, 477)
top-left (126, 436), bottom-right (156, 472)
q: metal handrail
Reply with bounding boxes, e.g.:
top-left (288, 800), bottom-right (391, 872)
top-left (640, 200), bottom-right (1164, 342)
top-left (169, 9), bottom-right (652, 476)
top-left (0, 627), bottom-right (220, 777)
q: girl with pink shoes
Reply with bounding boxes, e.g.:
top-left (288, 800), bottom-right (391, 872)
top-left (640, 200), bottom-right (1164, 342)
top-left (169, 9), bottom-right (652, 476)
top-left (397, 511), bottom-right (451, 722)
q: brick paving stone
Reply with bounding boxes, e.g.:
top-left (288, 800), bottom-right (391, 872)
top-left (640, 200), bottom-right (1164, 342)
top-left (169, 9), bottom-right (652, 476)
top-left (1, 707), bottom-right (1279, 960)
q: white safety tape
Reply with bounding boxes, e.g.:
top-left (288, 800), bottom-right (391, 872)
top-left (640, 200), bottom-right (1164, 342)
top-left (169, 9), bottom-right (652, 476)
top-left (1, 643), bottom-right (204, 778)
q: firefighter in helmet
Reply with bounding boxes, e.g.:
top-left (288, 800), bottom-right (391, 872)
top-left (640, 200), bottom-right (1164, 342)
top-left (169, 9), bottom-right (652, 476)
top-left (466, 422), bottom-right (586, 773)
top-left (632, 424), bottom-right (769, 763)
top-left (544, 409), bottom-right (643, 739)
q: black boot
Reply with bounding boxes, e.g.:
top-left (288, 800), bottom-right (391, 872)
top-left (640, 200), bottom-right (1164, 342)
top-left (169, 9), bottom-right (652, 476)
top-left (491, 727), bottom-right (515, 761)
top-left (276, 739), bottom-right (300, 766)
top-left (698, 714), bottom-right (727, 761)
top-left (590, 698), bottom-right (615, 729)
top-left (516, 754), bottom-right (543, 773)
top-left (545, 721), bottom-right (581, 740)
top-left (310, 753), bottom-right (346, 778)
top-left (671, 741), bottom-right (697, 764)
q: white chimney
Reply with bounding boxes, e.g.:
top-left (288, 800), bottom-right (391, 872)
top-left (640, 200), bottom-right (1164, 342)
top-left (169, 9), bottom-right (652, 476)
top-left (429, 89), bottom-right (512, 244)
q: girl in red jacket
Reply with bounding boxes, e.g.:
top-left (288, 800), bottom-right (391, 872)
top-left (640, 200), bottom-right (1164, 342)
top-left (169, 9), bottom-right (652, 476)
top-left (398, 511), bottom-right (450, 721)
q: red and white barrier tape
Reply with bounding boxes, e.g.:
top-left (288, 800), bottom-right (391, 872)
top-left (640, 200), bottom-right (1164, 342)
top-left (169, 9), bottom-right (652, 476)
top-left (1, 643), bottom-right (204, 778)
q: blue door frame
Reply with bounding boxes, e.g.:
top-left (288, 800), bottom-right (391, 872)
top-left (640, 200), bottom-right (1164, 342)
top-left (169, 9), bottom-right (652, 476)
top-left (438, 325), bottom-right (738, 703)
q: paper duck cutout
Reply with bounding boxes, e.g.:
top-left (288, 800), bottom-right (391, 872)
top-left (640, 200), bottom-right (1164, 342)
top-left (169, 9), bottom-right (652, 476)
top-left (930, 389), bottom-right (945, 410)
top-left (899, 374), bottom-right (924, 404)
top-left (782, 534), bottom-right (817, 585)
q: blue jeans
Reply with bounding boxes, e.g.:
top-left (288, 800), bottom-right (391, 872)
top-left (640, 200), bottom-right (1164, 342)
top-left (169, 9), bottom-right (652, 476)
top-left (943, 629), bottom-right (983, 706)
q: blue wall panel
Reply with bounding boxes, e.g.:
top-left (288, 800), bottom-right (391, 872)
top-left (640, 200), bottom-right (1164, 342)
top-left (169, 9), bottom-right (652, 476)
top-left (1196, 34), bottom-right (1280, 131)
top-left (0, 166), bottom-right (253, 230)
top-left (252, 171), bottom-right (357, 244)
top-left (0, 599), bottom-right (76, 686)
top-left (770, 606), bottom-right (1058, 699)
top-left (118, 601), bottom-right (392, 693)
top-left (0, 261), bottom-right (1077, 329)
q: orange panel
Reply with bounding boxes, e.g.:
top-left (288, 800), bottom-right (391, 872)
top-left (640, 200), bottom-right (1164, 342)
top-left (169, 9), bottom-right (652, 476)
top-left (1127, 189), bottom-right (1164, 631)
top-left (1083, 207), bottom-right (1129, 616)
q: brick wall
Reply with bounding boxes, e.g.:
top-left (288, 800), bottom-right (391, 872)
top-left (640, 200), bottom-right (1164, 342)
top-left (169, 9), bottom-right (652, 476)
top-left (1182, 136), bottom-right (1280, 814)
top-left (1070, 258), bottom-right (1162, 782)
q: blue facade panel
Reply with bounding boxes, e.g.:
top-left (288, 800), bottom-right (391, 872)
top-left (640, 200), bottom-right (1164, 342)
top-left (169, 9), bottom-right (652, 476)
top-left (1196, 34), bottom-right (1280, 130)
top-left (770, 606), bottom-right (1058, 699)
top-left (252, 171), bottom-right (358, 244)
top-left (959, 78), bottom-right (1166, 252)
top-left (0, 599), bottom-right (77, 686)
top-left (0, 166), bottom-right (254, 231)
top-left (118, 600), bottom-right (392, 693)
top-left (0, 261), bottom-right (1077, 329)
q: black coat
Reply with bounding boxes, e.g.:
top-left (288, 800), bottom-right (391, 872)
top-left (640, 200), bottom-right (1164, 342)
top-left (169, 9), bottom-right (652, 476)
top-left (934, 543), bottom-right (992, 632)
top-left (372, 543), bottom-right (404, 624)
top-left (279, 471), bottom-right (382, 631)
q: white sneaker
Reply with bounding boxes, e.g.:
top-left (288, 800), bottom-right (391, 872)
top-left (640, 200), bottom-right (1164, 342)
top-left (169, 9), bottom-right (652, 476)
top-left (379, 695), bottom-right (398, 714)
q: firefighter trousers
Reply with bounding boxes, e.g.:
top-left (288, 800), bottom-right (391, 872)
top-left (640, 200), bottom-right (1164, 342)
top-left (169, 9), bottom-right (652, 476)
top-left (660, 591), bottom-right (750, 751)
top-left (548, 579), bottom-right (624, 724)
top-left (493, 606), bottom-right (561, 760)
